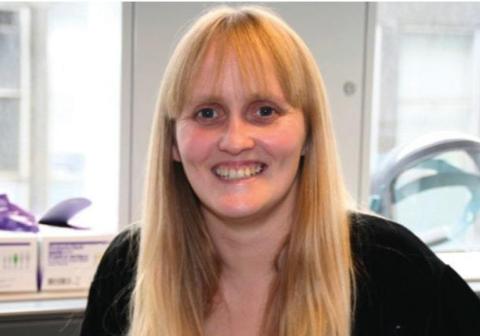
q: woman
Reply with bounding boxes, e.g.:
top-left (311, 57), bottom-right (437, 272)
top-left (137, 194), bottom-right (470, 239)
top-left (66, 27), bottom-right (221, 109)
top-left (81, 5), bottom-right (480, 336)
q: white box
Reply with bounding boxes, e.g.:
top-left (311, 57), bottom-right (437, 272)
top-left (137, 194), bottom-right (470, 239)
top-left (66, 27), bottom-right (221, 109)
top-left (39, 225), bottom-right (113, 291)
top-left (0, 231), bottom-right (38, 293)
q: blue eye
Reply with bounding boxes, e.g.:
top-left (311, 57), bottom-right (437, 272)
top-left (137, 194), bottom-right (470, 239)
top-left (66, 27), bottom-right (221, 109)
top-left (258, 106), bottom-right (274, 117)
top-left (196, 108), bottom-right (217, 119)
top-left (255, 106), bottom-right (278, 119)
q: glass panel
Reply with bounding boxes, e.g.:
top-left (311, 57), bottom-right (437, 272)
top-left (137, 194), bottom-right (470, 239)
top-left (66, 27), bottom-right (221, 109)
top-left (0, 98), bottom-right (19, 171)
top-left (392, 150), bottom-right (480, 251)
top-left (0, 179), bottom-right (27, 206)
top-left (0, 3), bottom-right (121, 232)
top-left (395, 33), bottom-right (473, 148)
top-left (44, 3), bottom-right (121, 230)
top-left (370, 3), bottom-right (480, 253)
top-left (371, 3), bottom-right (480, 168)
top-left (0, 10), bottom-right (20, 89)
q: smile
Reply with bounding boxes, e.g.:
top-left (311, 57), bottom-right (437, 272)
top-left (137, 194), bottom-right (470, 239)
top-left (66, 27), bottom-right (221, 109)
top-left (213, 163), bottom-right (266, 180)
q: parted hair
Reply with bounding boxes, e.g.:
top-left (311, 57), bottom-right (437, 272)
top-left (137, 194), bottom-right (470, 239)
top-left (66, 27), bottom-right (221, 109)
top-left (128, 5), bottom-right (355, 336)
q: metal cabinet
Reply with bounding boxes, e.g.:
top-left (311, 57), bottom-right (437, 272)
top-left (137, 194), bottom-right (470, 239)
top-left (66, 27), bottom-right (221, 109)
top-left (0, 313), bottom-right (82, 336)
top-left (0, 298), bottom-right (85, 336)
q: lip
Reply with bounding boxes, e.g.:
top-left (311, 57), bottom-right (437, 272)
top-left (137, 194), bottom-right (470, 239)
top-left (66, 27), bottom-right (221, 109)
top-left (212, 160), bottom-right (266, 170)
top-left (211, 160), bottom-right (268, 181)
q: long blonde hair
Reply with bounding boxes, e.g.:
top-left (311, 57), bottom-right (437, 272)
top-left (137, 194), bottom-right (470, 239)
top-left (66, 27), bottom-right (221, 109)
top-left (129, 5), bottom-right (355, 336)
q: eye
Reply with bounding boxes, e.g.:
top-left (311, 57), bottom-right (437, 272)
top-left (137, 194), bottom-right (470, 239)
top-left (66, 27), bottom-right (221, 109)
top-left (196, 107), bottom-right (218, 120)
top-left (257, 106), bottom-right (275, 117)
top-left (249, 104), bottom-right (280, 124)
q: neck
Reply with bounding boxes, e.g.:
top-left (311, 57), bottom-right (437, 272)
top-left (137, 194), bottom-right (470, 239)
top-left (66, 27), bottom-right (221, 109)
top-left (209, 216), bottom-right (290, 283)
top-left (203, 187), bottom-right (297, 285)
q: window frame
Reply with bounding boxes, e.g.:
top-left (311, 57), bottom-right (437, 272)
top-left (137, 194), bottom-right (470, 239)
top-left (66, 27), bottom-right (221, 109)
top-left (0, 5), bottom-right (31, 184)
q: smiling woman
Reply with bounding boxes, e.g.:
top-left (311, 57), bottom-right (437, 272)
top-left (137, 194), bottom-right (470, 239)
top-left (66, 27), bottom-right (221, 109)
top-left (80, 5), bottom-right (480, 336)
top-left (173, 48), bottom-right (306, 224)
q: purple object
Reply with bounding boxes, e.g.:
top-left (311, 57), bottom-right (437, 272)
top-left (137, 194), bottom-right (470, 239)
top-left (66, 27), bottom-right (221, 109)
top-left (0, 194), bottom-right (38, 233)
top-left (39, 197), bottom-right (91, 229)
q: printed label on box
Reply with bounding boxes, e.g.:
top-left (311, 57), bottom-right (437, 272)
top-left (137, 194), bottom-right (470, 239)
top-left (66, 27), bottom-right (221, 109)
top-left (42, 239), bottom-right (110, 291)
top-left (0, 241), bottom-right (37, 292)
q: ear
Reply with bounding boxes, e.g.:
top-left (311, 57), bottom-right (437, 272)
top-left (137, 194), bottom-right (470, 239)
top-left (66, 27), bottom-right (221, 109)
top-left (172, 143), bottom-right (181, 162)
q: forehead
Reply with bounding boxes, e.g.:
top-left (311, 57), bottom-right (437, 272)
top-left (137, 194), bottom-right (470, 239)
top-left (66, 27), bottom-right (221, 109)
top-left (186, 43), bottom-right (285, 104)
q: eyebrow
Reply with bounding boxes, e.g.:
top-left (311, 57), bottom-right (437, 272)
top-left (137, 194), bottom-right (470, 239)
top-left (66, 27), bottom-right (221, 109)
top-left (187, 92), bottom-right (289, 107)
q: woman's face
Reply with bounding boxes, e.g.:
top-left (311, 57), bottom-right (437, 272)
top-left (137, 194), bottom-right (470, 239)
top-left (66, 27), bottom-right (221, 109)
top-left (174, 49), bottom-right (306, 223)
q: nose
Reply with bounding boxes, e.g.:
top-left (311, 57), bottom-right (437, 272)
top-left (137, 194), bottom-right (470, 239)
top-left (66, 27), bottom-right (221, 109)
top-left (218, 116), bottom-right (255, 154)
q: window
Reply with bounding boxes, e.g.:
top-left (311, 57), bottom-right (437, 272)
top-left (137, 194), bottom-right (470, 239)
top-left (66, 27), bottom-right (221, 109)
top-left (370, 3), bottom-right (480, 280)
top-left (371, 3), bottom-right (480, 167)
top-left (0, 2), bottom-right (121, 231)
top-left (0, 6), bottom-right (29, 205)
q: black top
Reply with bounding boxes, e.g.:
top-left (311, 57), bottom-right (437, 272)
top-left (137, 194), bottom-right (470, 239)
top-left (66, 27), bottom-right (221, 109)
top-left (80, 213), bottom-right (480, 336)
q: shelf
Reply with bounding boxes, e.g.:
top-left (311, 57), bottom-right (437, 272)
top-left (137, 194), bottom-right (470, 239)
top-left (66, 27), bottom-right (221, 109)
top-left (0, 291), bottom-right (87, 318)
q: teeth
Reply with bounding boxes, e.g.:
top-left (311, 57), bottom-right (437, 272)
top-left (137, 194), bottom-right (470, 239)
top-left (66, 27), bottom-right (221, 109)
top-left (214, 164), bottom-right (264, 180)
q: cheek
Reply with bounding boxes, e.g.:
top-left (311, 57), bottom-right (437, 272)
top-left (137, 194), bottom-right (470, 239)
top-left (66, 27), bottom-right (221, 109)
top-left (176, 126), bottom-right (218, 163)
top-left (261, 123), bottom-right (306, 160)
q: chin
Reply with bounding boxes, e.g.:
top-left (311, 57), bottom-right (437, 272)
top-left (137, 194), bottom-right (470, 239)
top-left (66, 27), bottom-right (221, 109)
top-left (207, 199), bottom-right (269, 221)
top-left (215, 205), bottom-right (262, 220)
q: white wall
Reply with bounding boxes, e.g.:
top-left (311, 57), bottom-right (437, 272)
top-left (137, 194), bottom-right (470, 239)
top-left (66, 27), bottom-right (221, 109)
top-left (122, 2), bottom-right (370, 223)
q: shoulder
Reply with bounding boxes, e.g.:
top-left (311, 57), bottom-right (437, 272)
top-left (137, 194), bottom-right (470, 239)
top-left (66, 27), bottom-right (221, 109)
top-left (350, 212), bottom-right (444, 320)
top-left (350, 211), bottom-right (431, 250)
top-left (350, 211), bottom-right (444, 278)
top-left (93, 227), bottom-right (140, 282)
top-left (349, 212), bottom-right (480, 335)
top-left (80, 227), bottom-right (139, 336)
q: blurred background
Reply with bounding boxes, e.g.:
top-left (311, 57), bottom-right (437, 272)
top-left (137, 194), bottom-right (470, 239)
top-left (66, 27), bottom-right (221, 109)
top-left (0, 2), bottom-right (479, 334)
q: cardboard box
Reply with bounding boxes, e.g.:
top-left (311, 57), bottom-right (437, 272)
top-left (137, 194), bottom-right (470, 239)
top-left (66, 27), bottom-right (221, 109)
top-left (38, 225), bottom-right (113, 291)
top-left (0, 231), bottom-right (38, 293)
